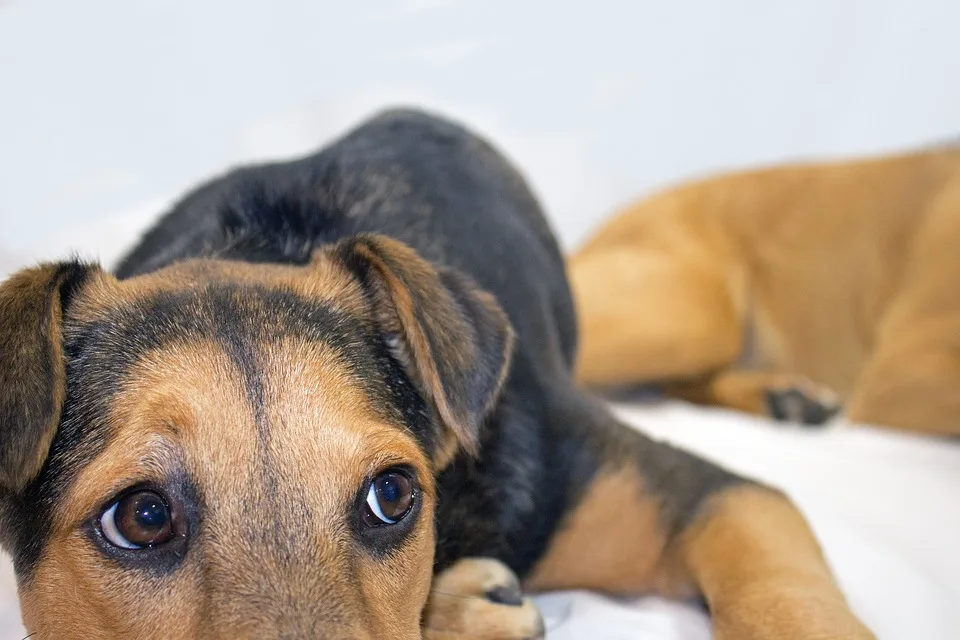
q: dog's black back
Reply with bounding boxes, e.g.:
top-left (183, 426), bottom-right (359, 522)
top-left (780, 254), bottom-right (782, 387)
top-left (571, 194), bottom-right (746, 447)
top-left (117, 109), bottom-right (577, 377)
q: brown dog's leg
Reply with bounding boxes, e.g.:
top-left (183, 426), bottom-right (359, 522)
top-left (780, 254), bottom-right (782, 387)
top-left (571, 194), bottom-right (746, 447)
top-left (423, 558), bottom-right (545, 640)
top-left (524, 398), bottom-right (875, 639)
top-left (570, 247), bottom-right (743, 387)
top-left (664, 370), bottom-right (841, 426)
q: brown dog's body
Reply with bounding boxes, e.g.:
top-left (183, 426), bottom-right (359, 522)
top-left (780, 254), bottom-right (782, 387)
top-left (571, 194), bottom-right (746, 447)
top-left (573, 145), bottom-right (960, 435)
top-left (0, 109), bottom-right (873, 638)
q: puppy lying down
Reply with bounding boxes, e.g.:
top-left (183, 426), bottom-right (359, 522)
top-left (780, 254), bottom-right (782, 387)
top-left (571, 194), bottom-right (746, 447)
top-left (0, 109), bottom-right (873, 638)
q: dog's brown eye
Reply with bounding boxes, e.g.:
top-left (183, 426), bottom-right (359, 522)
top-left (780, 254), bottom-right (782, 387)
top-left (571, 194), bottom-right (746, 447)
top-left (100, 490), bottom-right (174, 550)
top-left (363, 470), bottom-right (415, 526)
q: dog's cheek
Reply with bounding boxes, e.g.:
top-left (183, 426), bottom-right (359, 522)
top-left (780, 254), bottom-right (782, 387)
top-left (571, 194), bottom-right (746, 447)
top-left (357, 495), bottom-right (437, 639)
top-left (20, 533), bottom-right (196, 638)
top-left (20, 539), bottom-right (116, 637)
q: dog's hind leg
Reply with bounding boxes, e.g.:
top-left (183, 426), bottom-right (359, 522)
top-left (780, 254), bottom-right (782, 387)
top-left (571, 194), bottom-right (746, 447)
top-left (569, 247), bottom-right (744, 387)
top-left (663, 370), bottom-right (842, 426)
top-left (524, 392), bottom-right (875, 639)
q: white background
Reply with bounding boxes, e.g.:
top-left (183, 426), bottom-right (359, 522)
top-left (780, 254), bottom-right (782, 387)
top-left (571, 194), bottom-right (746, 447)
top-left (2, 0), bottom-right (960, 267)
top-left (1, 1), bottom-right (959, 639)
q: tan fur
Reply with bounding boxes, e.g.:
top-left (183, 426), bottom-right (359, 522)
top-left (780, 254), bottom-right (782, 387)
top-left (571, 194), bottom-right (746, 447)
top-left (71, 254), bottom-right (367, 326)
top-left (423, 558), bottom-right (544, 640)
top-left (0, 264), bottom-right (86, 490)
top-left (349, 236), bottom-right (515, 457)
top-left (663, 371), bottom-right (839, 417)
top-left (523, 466), bottom-right (688, 597)
top-left (680, 486), bottom-right (874, 639)
top-left (572, 147), bottom-right (960, 434)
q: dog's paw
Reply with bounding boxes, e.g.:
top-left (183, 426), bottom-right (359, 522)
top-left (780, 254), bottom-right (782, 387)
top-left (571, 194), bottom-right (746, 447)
top-left (764, 380), bottom-right (841, 426)
top-left (423, 557), bottom-right (545, 640)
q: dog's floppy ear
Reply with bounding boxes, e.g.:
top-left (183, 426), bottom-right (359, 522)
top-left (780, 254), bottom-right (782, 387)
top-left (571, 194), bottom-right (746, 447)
top-left (329, 235), bottom-right (515, 456)
top-left (0, 261), bottom-right (95, 492)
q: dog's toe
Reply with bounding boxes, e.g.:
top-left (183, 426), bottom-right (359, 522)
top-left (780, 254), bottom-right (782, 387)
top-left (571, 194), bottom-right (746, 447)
top-left (424, 557), bottom-right (544, 640)
top-left (765, 383), bottom-right (841, 426)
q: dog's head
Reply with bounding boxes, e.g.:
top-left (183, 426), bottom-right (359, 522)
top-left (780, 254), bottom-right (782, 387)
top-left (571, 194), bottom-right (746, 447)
top-left (0, 235), bottom-right (513, 639)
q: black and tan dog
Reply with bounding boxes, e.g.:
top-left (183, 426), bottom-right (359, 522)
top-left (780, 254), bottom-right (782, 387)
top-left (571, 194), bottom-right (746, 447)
top-left (571, 144), bottom-right (960, 435)
top-left (0, 109), bottom-right (872, 638)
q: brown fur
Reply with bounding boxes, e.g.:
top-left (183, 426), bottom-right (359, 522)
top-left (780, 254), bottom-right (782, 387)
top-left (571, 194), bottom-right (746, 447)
top-left (0, 264), bottom-right (85, 491)
top-left (347, 236), bottom-right (515, 459)
top-left (72, 252), bottom-right (368, 324)
top-left (523, 466), bottom-right (685, 596)
top-left (681, 486), bottom-right (872, 640)
top-left (572, 146), bottom-right (960, 435)
top-left (423, 558), bottom-right (544, 639)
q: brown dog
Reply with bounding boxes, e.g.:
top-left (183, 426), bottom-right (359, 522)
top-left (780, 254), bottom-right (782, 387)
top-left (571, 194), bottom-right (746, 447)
top-left (572, 145), bottom-right (960, 436)
top-left (0, 109), bottom-right (873, 638)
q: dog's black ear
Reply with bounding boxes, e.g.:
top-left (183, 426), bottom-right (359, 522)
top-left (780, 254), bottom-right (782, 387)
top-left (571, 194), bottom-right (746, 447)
top-left (328, 235), bottom-right (514, 457)
top-left (0, 261), bottom-right (95, 491)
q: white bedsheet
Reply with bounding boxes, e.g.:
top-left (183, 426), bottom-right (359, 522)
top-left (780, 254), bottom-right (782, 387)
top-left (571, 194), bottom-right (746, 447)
top-left (1, 399), bottom-right (957, 639)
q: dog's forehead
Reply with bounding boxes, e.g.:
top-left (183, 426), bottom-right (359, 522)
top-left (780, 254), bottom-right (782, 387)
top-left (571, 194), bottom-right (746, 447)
top-left (63, 261), bottom-right (374, 407)
top-left (62, 338), bottom-right (430, 528)
top-left (66, 257), bottom-right (376, 375)
top-left (44, 258), bottom-right (435, 512)
top-left (82, 256), bottom-right (366, 318)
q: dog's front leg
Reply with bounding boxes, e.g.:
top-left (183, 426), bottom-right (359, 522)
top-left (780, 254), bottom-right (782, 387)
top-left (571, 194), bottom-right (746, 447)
top-left (676, 485), bottom-right (874, 639)
top-left (422, 558), bottom-right (544, 640)
top-left (524, 394), bottom-right (875, 640)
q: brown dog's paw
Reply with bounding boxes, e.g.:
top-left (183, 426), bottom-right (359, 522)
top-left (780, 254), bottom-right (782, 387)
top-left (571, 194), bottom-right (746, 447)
top-left (423, 558), bottom-right (545, 640)
top-left (765, 380), bottom-right (841, 426)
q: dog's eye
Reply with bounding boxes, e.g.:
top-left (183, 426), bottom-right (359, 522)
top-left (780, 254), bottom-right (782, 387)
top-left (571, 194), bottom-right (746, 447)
top-left (100, 490), bottom-right (174, 550)
top-left (363, 470), bottom-right (415, 526)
